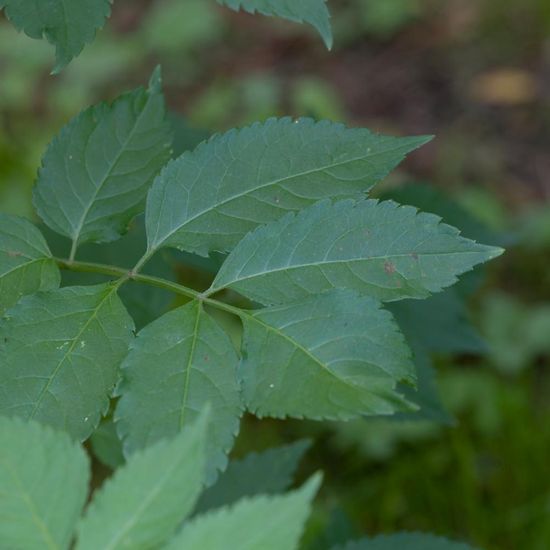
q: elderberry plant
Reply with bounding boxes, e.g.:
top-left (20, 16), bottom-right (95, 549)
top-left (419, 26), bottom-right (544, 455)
top-left (0, 2), bottom-right (501, 548)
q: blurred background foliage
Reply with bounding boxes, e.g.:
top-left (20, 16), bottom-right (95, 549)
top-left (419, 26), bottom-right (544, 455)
top-left (1, 0), bottom-right (549, 549)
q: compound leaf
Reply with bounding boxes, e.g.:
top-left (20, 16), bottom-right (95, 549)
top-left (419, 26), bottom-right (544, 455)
top-left (0, 284), bottom-right (134, 441)
top-left (335, 532), bottom-right (478, 550)
top-left (166, 473), bottom-right (322, 550)
top-left (0, 0), bottom-right (112, 72)
top-left (76, 411), bottom-right (209, 550)
top-left (145, 118), bottom-right (429, 257)
top-left (218, 0), bottom-right (333, 49)
top-left (0, 417), bottom-right (89, 550)
top-left (195, 439), bottom-right (311, 514)
top-left (211, 199), bottom-right (503, 304)
top-left (240, 290), bottom-right (415, 420)
top-left (34, 68), bottom-right (172, 254)
top-left (0, 214), bottom-right (60, 314)
top-left (115, 301), bottom-right (241, 484)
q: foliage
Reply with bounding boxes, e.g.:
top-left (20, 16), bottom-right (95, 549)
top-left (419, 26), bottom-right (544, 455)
top-left (0, 4), bottom-right (508, 549)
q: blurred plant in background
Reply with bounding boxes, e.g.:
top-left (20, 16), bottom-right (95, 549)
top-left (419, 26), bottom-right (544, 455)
top-left (1, 1), bottom-right (549, 549)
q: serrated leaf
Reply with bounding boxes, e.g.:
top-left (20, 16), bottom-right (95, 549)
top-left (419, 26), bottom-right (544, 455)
top-left (166, 473), bottom-right (322, 550)
top-left (218, 0), bottom-right (333, 49)
top-left (335, 532), bottom-right (479, 550)
top-left (33, 68), bottom-right (172, 254)
top-left (0, 284), bottom-right (134, 441)
top-left (240, 290), bottom-right (415, 420)
top-left (145, 118), bottom-right (430, 257)
top-left (0, 214), bottom-right (60, 314)
top-left (1, 0), bottom-right (111, 72)
top-left (210, 199), bottom-right (503, 304)
top-left (0, 417), bottom-right (89, 550)
top-left (195, 439), bottom-right (311, 514)
top-left (76, 410), bottom-right (209, 550)
top-left (115, 301), bottom-right (241, 484)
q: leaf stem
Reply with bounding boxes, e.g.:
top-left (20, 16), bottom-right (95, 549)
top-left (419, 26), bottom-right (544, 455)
top-left (54, 258), bottom-right (246, 318)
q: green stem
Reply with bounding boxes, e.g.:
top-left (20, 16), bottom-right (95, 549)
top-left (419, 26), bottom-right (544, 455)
top-left (54, 258), bottom-right (246, 318)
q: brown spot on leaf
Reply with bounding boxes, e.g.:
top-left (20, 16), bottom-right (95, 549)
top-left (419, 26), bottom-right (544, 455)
top-left (411, 253), bottom-right (419, 260)
top-left (7, 250), bottom-right (23, 258)
top-left (384, 261), bottom-right (396, 275)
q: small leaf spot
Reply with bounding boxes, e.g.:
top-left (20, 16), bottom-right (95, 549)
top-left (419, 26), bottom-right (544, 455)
top-left (384, 261), bottom-right (396, 275)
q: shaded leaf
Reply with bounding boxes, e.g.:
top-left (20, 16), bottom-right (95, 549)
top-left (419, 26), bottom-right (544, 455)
top-left (195, 439), bottom-right (311, 514)
top-left (76, 410), bottom-right (209, 550)
top-left (218, 0), bottom-right (333, 49)
top-left (335, 532), bottom-right (479, 550)
top-left (115, 301), bottom-right (241, 484)
top-left (145, 118), bottom-right (429, 257)
top-left (89, 418), bottom-right (125, 470)
top-left (211, 199), bottom-right (503, 304)
top-left (166, 473), bottom-right (322, 550)
top-left (240, 290), bottom-right (415, 420)
top-left (0, 417), bottom-right (89, 550)
top-left (0, 284), bottom-right (134, 441)
top-left (0, 0), bottom-right (111, 72)
top-left (34, 68), bottom-right (172, 253)
top-left (0, 214), bottom-right (60, 314)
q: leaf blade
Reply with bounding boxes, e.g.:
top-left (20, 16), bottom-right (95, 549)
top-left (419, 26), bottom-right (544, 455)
top-left (1, 0), bottom-right (112, 72)
top-left (115, 301), bottom-right (241, 484)
top-left (0, 417), bottom-right (89, 550)
top-left (166, 473), bottom-right (322, 550)
top-left (195, 440), bottom-right (311, 514)
top-left (211, 199), bottom-right (503, 304)
top-left (145, 118), bottom-right (429, 256)
top-left (33, 69), bottom-right (172, 252)
top-left (335, 532), bottom-right (479, 550)
top-left (218, 0), bottom-right (333, 48)
top-left (0, 284), bottom-right (134, 441)
top-left (0, 214), bottom-right (60, 314)
top-left (76, 410), bottom-right (209, 550)
top-left (240, 290), bottom-right (415, 420)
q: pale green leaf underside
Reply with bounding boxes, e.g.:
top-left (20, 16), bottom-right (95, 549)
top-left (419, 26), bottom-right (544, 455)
top-left (0, 417), bottom-right (89, 550)
top-left (0, 284), bottom-right (134, 441)
top-left (218, 0), bottom-right (332, 48)
top-left (76, 411), bottom-right (209, 550)
top-left (195, 439), bottom-right (310, 514)
top-left (34, 69), bottom-right (171, 251)
top-left (211, 199), bottom-right (504, 304)
top-left (240, 290), bottom-right (415, 420)
top-left (0, 0), bottom-right (111, 72)
top-left (0, 214), bottom-right (60, 314)
top-left (166, 473), bottom-right (321, 550)
top-left (145, 118), bottom-right (430, 256)
top-left (115, 301), bottom-right (241, 484)
top-left (336, 532), bottom-right (478, 550)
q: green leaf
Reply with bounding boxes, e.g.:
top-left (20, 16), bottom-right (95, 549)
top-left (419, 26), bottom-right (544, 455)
top-left (166, 473), bottom-right (322, 550)
top-left (0, 417), bottom-right (89, 550)
top-left (0, 284), bottom-right (134, 441)
top-left (210, 199), bottom-right (503, 304)
top-left (115, 301), bottom-right (241, 484)
top-left (1, 0), bottom-right (112, 72)
top-left (90, 417), bottom-right (125, 470)
top-left (33, 68), bottom-right (172, 255)
top-left (0, 214), bottom-right (60, 314)
top-left (145, 118), bottom-right (430, 257)
top-left (76, 410), bottom-right (209, 550)
top-left (389, 289), bottom-right (486, 355)
top-left (240, 290), bottom-right (415, 420)
top-left (195, 439), bottom-right (311, 514)
top-left (335, 532), bottom-right (479, 550)
top-left (218, 0), bottom-right (333, 49)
